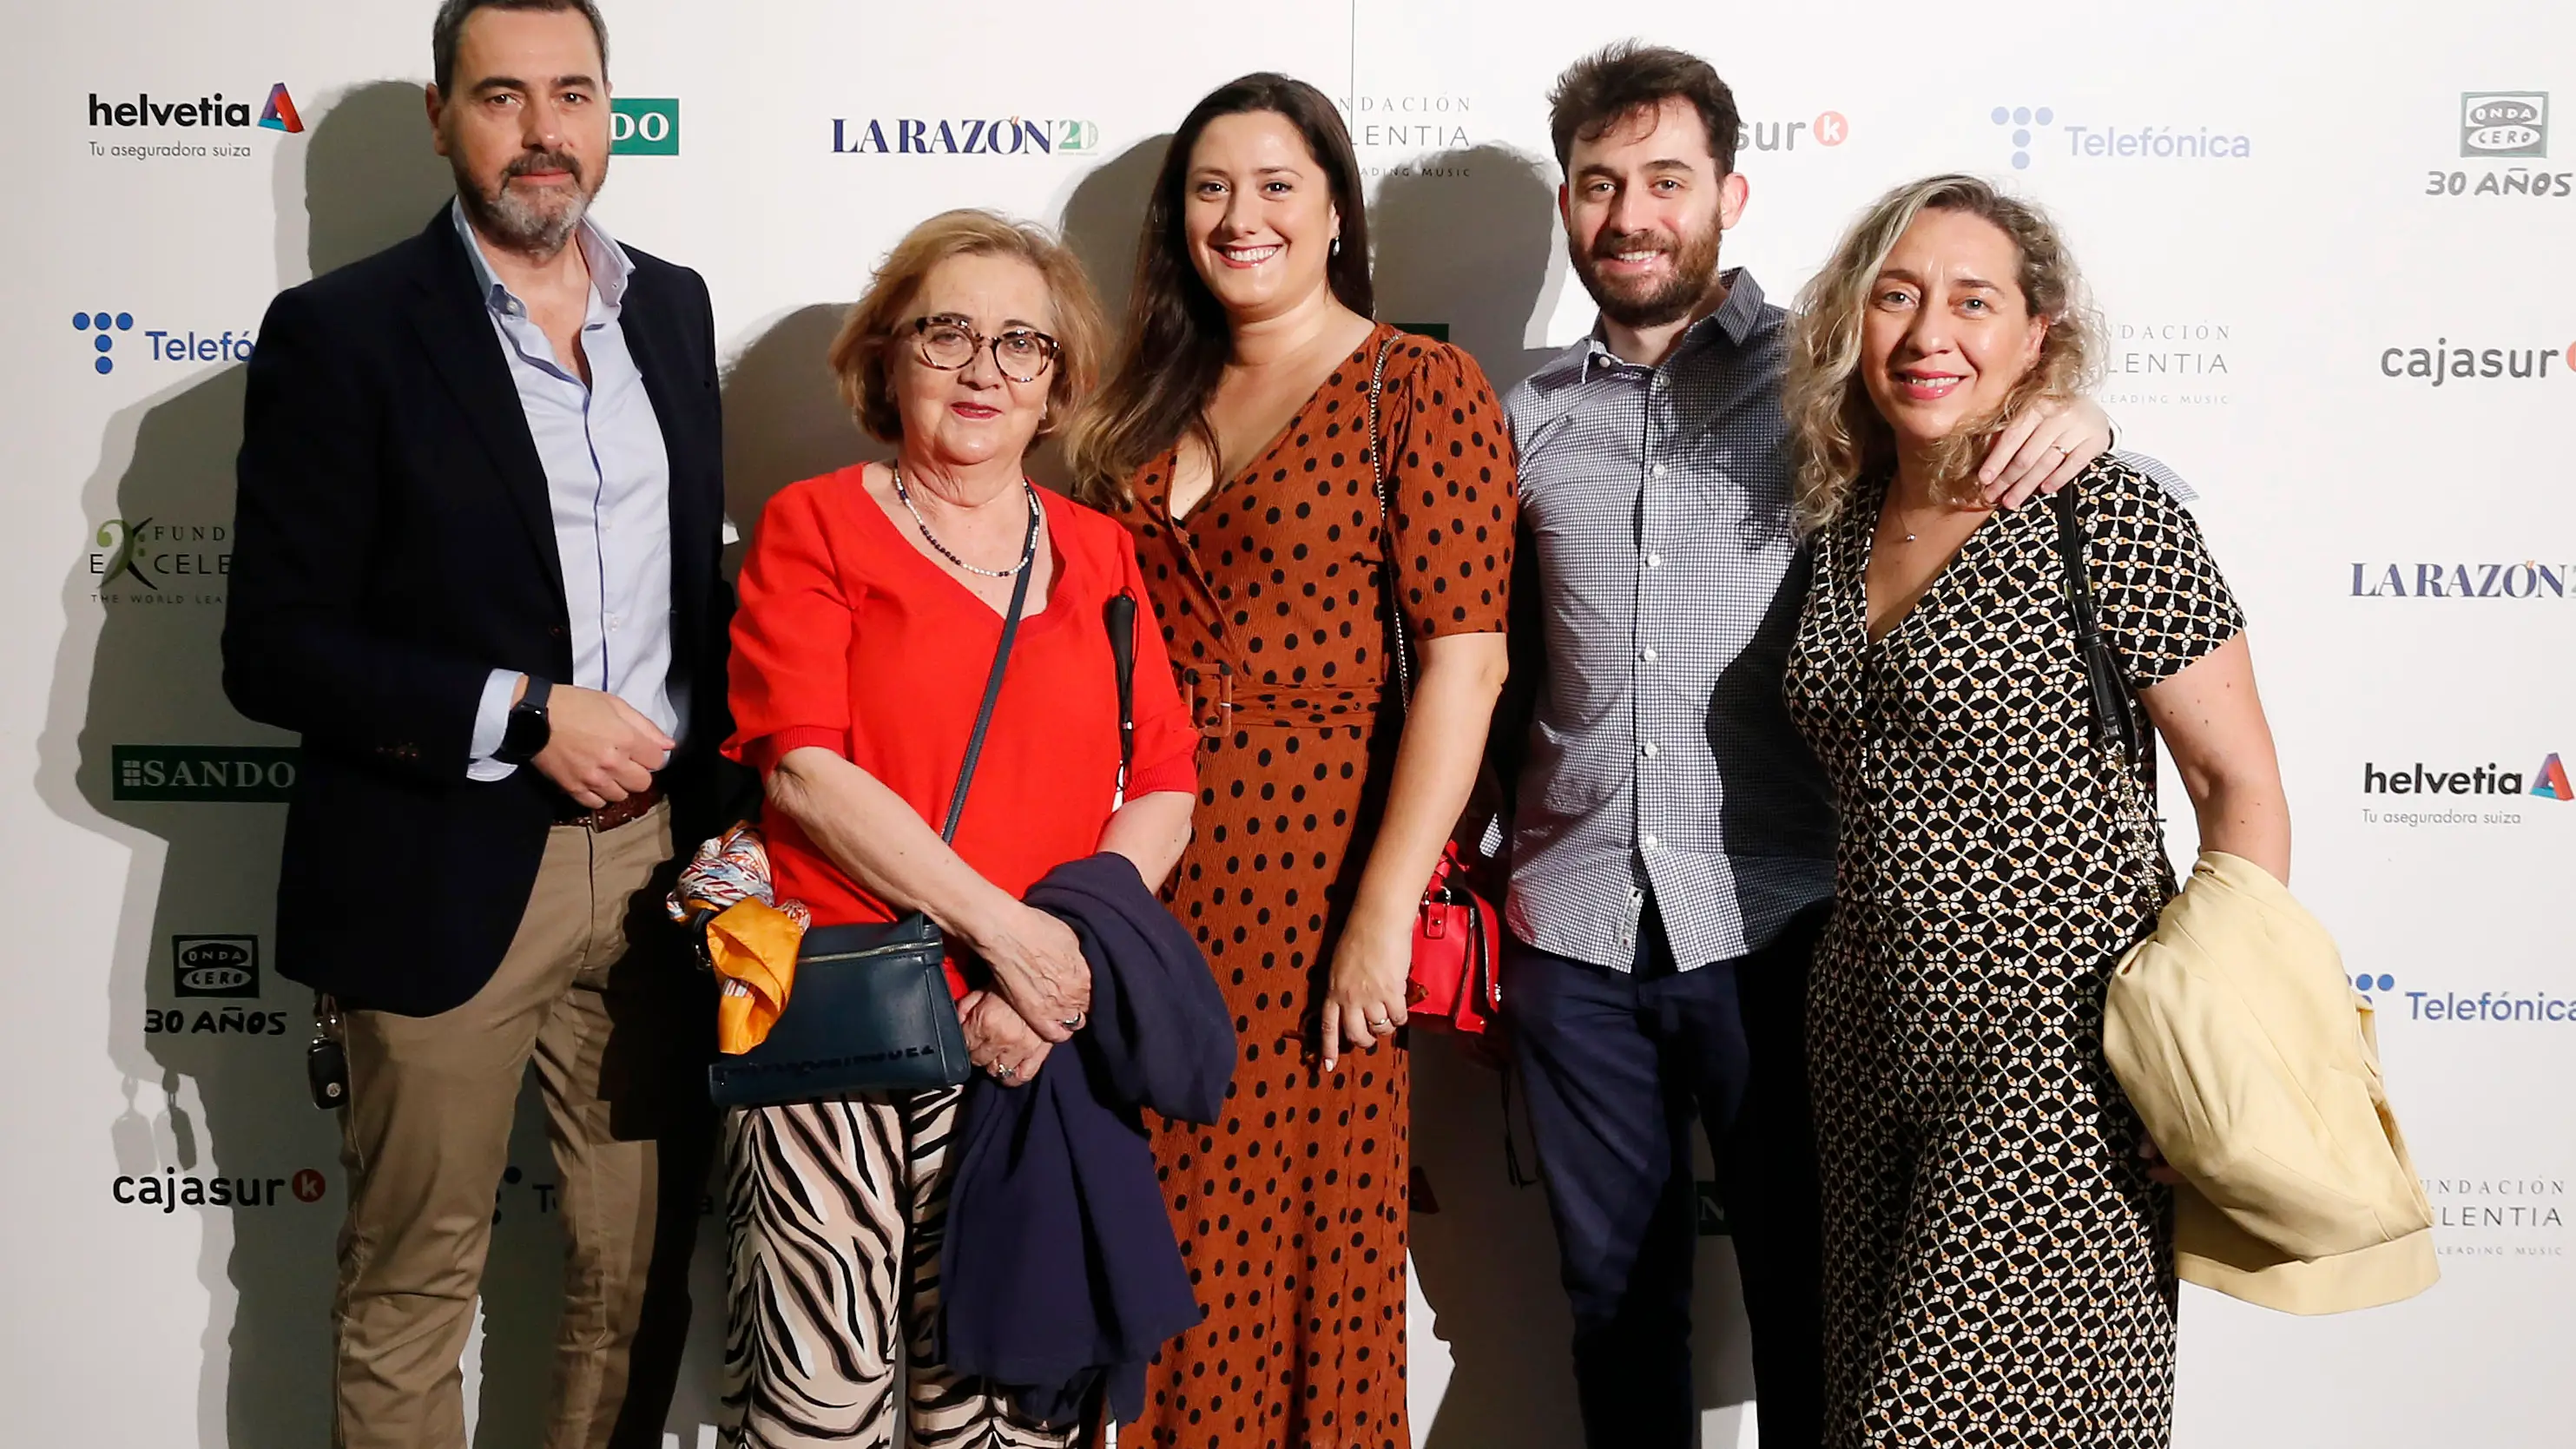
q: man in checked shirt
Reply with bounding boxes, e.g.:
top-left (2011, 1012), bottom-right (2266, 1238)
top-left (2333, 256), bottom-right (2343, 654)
top-left (1490, 43), bottom-right (2125, 1449)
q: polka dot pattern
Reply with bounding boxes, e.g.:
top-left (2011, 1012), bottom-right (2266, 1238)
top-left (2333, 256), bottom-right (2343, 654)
top-left (1110, 324), bottom-right (1517, 1449)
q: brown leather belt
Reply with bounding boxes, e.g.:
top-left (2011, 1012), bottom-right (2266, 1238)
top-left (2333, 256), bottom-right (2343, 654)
top-left (553, 781), bottom-right (664, 831)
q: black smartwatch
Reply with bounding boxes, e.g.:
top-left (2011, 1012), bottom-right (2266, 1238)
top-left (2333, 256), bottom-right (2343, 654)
top-left (496, 675), bottom-right (553, 766)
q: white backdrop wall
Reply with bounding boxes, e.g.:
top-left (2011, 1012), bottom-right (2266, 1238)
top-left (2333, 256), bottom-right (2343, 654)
top-left (3, 3), bottom-right (2568, 1446)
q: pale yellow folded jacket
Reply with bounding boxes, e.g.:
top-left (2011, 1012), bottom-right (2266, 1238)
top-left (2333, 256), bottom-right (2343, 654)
top-left (2104, 850), bottom-right (2438, 1314)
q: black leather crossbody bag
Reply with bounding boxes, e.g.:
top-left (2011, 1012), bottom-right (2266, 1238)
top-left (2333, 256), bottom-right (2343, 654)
top-left (707, 507), bottom-right (1038, 1109)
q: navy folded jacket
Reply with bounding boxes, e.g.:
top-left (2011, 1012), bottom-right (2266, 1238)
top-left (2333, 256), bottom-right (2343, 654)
top-left (939, 851), bottom-right (1236, 1427)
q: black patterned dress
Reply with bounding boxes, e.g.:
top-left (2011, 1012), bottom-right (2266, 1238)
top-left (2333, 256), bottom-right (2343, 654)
top-left (1782, 458), bottom-right (2243, 1447)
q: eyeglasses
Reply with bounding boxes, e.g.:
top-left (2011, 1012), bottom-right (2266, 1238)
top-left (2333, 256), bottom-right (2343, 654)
top-left (906, 315), bottom-right (1061, 384)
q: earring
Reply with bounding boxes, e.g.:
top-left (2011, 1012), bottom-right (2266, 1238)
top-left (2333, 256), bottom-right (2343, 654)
top-left (1330, 234), bottom-right (1341, 258)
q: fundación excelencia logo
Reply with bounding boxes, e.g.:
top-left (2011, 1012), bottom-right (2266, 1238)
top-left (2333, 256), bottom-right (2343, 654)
top-left (1988, 103), bottom-right (2249, 169)
top-left (73, 311), bottom-right (257, 376)
top-left (85, 82), bottom-right (303, 161)
top-left (88, 517), bottom-right (231, 602)
top-left (609, 96), bottom-right (678, 155)
top-left (2424, 90), bottom-right (2566, 198)
top-left (830, 113), bottom-right (1099, 156)
top-left (111, 746), bottom-right (299, 803)
top-left (114, 1166), bottom-right (328, 1212)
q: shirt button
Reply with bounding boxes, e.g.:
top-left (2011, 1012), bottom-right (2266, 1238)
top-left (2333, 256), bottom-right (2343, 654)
top-left (1640, 647), bottom-right (1658, 663)
top-left (1643, 834), bottom-right (1661, 850)
top-left (1641, 742), bottom-right (1659, 760)
top-left (1652, 463), bottom-right (1668, 478)
top-left (1646, 552), bottom-right (1663, 569)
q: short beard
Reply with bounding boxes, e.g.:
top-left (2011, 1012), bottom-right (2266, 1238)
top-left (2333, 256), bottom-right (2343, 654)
top-left (1571, 214), bottom-right (1725, 331)
top-left (453, 147), bottom-right (602, 257)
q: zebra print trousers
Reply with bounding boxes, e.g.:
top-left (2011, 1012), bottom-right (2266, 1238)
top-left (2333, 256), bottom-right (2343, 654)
top-left (720, 1086), bottom-right (1093, 1449)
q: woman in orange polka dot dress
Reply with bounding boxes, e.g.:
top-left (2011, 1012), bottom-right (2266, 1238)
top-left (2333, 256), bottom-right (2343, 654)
top-left (1068, 76), bottom-right (1517, 1449)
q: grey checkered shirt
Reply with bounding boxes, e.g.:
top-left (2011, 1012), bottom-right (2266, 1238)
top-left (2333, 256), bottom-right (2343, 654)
top-left (1499, 270), bottom-right (1838, 971)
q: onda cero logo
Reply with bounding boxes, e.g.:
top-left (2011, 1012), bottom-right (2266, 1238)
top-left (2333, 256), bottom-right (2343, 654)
top-left (173, 935), bottom-right (260, 998)
top-left (2462, 93), bottom-right (2546, 158)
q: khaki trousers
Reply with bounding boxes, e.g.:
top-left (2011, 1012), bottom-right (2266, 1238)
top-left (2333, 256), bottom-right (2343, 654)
top-left (331, 803), bottom-right (710, 1449)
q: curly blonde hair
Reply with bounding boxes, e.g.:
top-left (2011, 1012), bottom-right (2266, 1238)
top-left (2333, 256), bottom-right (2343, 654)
top-left (1784, 175), bottom-right (2099, 534)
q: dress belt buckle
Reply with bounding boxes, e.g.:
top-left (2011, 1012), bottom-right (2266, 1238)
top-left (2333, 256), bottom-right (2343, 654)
top-left (1195, 671), bottom-right (1235, 741)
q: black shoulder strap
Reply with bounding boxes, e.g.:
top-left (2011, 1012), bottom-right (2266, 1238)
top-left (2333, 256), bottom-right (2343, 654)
top-left (939, 493), bottom-right (1040, 842)
top-left (2049, 481), bottom-right (2142, 771)
top-left (1364, 331), bottom-right (1413, 712)
top-left (1105, 590), bottom-right (1138, 793)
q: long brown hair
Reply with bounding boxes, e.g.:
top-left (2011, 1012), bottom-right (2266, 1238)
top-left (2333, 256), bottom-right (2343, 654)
top-left (1064, 73), bottom-right (1374, 505)
top-left (1784, 174), bottom-right (2099, 534)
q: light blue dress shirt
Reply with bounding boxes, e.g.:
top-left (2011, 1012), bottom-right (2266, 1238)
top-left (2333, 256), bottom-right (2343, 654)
top-left (452, 201), bottom-right (680, 781)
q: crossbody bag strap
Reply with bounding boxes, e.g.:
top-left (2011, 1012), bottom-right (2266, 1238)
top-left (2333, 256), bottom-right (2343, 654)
top-left (1364, 331), bottom-right (1413, 713)
top-left (1105, 590), bottom-right (1138, 800)
top-left (2048, 480), bottom-right (2142, 772)
top-left (939, 488), bottom-right (1041, 843)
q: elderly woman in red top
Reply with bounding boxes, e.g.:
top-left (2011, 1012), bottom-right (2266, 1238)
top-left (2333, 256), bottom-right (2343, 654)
top-left (718, 209), bottom-right (1198, 1449)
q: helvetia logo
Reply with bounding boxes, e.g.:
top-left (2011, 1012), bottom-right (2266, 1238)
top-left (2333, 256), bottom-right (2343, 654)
top-left (2362, 761), bottom-right (2538, 798)
top-left (2533, 753), bottom-right (2574, 801)
top-left (260, 82), bottom-right (303, 133)
top-left (88, 83), bottom-right (301, 131)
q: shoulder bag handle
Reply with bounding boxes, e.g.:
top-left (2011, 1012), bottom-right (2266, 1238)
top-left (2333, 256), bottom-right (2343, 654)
top-left (939, 490), bottom-right (1041, 842)
top-left (2048, 480), bottom-right (2143, 774)
top-left (1105, 590), bottom-right (1138, 802)
top-left (1364, 332), bottom-right (1413, 710)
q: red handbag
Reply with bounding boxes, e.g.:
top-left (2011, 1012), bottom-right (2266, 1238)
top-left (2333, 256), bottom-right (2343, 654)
top-left (1364, 334), bottom-right (1505, 1046)
top-left (1407, 841), bottom-right (1503, 1037)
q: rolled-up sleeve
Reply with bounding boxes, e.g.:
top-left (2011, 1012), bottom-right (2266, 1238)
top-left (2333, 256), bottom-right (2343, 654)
top-left (723, 482), bottom-right (854, 775)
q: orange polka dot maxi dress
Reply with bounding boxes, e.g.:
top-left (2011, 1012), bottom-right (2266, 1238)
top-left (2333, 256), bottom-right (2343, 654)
top-left (1110, 324), bottom-right (1518, 1449)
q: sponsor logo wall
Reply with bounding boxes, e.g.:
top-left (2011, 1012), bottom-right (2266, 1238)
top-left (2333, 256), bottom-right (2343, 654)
top-left (5, 3), bottom-right (2567, 1448)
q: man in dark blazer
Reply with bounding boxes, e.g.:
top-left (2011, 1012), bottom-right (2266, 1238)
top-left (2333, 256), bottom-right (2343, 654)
top-left (222, 3), bottom-right (728, 1446)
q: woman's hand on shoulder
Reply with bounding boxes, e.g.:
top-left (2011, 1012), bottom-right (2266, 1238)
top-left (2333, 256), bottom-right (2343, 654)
top-left (1979, 395), bottom-right (2112, 508)
top-left (958, 893), bottom-right (1092, 1044)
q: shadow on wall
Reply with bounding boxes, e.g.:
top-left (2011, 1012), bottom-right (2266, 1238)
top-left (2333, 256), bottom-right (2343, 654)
top-left (720, 302), bottom-right (879, 557)
top-left (1371, 144), bottom-right (1566, 396)
top-left (32, 78), bottom-right (541, 1449)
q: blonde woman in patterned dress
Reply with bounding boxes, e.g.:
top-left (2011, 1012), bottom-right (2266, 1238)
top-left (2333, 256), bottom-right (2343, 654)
top-left (1781, 175), bottom-right (2292, 1447)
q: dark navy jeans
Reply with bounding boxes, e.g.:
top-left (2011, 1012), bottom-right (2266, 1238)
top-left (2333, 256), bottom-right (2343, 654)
top-left (1504, 898), bottom-right (1829, 1449)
